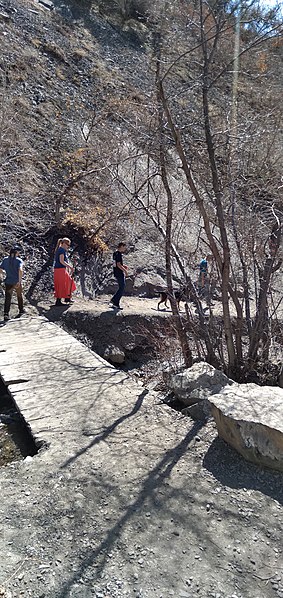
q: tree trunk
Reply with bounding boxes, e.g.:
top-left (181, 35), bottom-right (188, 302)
top-left (201, 53), bottom-right (236, 371)
top-left (249, 222), bottom-right (282, 362)
top-left (155, 36), bottom-right (193, 368)
top-left (157, 77), bottom-right (236, 372)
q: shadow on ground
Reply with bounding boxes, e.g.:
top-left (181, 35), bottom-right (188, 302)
top-left (203, 437), bottom-right (283, 505)
top-left (60, 387), bottom-right (149, 469)
top-left (28, 298), bottom-right (70, 322)
top-left (57, 421), bottom-right (204, 597)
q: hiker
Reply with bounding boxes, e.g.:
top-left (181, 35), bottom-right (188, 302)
top-left (53, 237), bottom-right (76, 306)
top-left (198, 254), bottom-right (213, 296)
top-left (0, 244), bottom-right (25, 322)
top-left (110, 242), bottom-right (128, 310)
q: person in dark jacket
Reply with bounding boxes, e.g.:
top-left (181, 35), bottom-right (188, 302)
top-left (110, 242), bottom-right (128, 310)
top-left (0, 245), bottom-right (24, 321)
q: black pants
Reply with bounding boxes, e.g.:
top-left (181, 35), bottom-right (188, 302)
top-left (4, 284), bottom-right (24, 316)
top-left (111, 274), bottom-right (125, 307)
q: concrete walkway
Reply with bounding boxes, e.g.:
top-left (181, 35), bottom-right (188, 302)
top-left (0, 316), bottom-right (282, 598)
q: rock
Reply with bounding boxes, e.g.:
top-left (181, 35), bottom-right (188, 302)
top-left (167, 362), bottom-right (233, 406)
top-left (104, 271), bottom-right (166, 298)
top-left (37, 0), bottom-right (54, 10)
top-left (208, 383), bottom-right (283, 472)
top-left (0, 11), bottom-right (10, 21)
top-left (103, 345), bottom-right (125, 364)
top-left (132, 271), bottom-right (166, 298)
top-left (182, 401), bottom-right (210, 421)
top-left (0, 413), bottom-right (19, 424)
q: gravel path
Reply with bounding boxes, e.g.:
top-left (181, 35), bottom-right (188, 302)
top-left (0, 315), bottom-right (282, 598)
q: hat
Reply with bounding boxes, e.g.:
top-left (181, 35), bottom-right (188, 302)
top-left (11, 244), bottom-right (22, 252)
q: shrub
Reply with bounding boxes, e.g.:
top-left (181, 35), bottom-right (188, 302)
top-left (100, 0), bottom-right (150, 21)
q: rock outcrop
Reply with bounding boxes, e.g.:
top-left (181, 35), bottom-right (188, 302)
top-left (208, 384), bottom-right (283, 472)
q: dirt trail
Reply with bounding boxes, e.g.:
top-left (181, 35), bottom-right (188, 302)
top-left (0, 314), bottom-right (282, 598)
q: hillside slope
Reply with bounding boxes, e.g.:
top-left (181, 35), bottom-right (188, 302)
top-left (0, 0), bottom-right (282, 305)
top-left (0, 0), bottom-right (161, 291)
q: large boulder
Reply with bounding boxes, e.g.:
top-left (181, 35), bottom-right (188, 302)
top-left (208, 384), bottom-right (283, 472)
top-left (101, 271), bottom-right (166, 298)
top-left (167, 362), bottom-right (233, 406)
top-left (131, 271), bottom-right (166, 298)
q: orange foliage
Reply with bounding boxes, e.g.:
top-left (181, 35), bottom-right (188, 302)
top-left (62, 208), bottom-right (108, 253)
top-left (257, 50), bottom-right (267, 73)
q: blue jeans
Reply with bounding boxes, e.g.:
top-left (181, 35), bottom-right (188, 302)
top-left (111, 274), bottom-right (125, 307)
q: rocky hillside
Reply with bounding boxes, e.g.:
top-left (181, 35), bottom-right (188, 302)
top-left (0, 0), bottom-right (157, 290)
top-left (0, 0), bottom-right (282, 302)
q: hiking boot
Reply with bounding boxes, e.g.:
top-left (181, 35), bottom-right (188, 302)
top-left (4, 314), bottom-right (10, 322)
top-left (64, 298), bottom-right (74, 304)
top-left (55, 299), bottom-right (63, 306)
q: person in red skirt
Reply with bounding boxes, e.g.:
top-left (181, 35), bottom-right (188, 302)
top-left (53, 237), bottom-right (76, 306)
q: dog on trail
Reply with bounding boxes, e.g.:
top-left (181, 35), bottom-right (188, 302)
top-left (157, 289), bottom-right (186, 310)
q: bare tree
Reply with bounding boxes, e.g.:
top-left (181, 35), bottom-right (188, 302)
top-left (107, 0), bottom-right (282, 376)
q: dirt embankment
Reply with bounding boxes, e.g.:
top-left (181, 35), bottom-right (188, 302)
top-left (61, 296), bottom-right (173, 363)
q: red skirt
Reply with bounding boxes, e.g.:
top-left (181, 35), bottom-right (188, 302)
top-left (54, 268), bottom-right (76, 299)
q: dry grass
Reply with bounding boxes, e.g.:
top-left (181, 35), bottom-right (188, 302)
top-left (72, 48), bottom-right (89, 61)
top-left (81, 38), bottom-right (96, 51)
top-left (14, 96), bottom-right (30, 111)
top-left (41, 41), bottom-right (67, 63)
top-left (55, 66), bottom-right (66, 80)
top-left (30, 37), bottom-right (41, 48)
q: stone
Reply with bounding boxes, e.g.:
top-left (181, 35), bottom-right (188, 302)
top-left (132, 271), bottom-right (166, 298)
top-left (103, 270), bottom-right (166, 299)
top-left (167, 362), bottom-right (233, 406)
top-left (103, 345), bottom-right (125, 364)
top-left (182, 401), bottom-right (210, 421)
top-left (37, 0), bottom-right (54, 10)
top-left (0, 11), bottom-right (10, 21)
top-left (208, 383), bottom-right (283, 472)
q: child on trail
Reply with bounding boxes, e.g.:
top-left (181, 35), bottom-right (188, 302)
top-left (110, 242), bottom-right (128, 310)
top-left (53, 237), bottom-right (76, 306)
top-left (0, 245), bottom-right (25, 321)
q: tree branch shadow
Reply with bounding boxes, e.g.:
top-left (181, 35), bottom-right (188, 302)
top-left (60, 388), bottom-right (149, 469)
top-left (25, 256), bottom-right (53, 301)
top-left (57, 420), bottom-right (204, 597)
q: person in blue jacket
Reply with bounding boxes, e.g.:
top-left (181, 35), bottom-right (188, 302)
top-left (199, 254), bottom-right (213, 295)
top-left (0, 245), bottom-right (24, 321)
